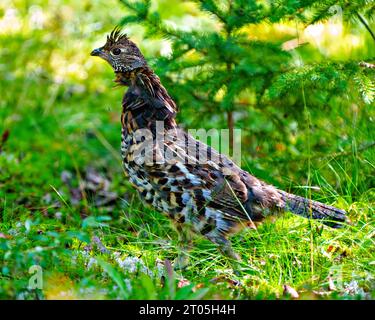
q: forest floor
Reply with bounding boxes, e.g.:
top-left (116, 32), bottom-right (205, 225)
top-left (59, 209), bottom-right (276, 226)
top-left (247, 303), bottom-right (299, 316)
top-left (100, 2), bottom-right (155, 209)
top-left (0, 89), bottom-right (374, 299)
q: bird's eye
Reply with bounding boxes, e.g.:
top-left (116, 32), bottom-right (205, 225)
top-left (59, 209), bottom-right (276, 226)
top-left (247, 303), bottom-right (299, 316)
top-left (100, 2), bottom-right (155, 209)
top-left (111, 48), bottom-right (122, 55)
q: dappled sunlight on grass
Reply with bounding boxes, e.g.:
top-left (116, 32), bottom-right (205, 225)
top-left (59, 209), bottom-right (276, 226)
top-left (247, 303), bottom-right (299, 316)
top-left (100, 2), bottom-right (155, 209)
top-left (0, 0), bottom-right (374, 300)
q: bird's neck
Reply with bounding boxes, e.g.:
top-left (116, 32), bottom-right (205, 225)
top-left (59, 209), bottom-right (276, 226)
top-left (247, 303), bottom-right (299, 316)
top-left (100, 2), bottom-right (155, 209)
top-left (116, 67), bottom-right (178, 134)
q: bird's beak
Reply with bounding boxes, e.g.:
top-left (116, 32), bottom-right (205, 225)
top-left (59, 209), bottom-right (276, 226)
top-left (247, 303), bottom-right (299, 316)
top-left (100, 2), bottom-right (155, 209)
top-left (90, 47), bottom-right (103, 56)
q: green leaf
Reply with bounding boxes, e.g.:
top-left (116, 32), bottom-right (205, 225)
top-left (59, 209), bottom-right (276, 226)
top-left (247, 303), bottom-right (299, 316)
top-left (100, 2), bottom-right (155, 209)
top-left (96, 258), bottom-right (130, 299)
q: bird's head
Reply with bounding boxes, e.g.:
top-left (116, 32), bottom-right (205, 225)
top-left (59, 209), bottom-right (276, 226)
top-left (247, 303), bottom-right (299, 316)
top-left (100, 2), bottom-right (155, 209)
top-left (91, 27), bottom-right (147, 73)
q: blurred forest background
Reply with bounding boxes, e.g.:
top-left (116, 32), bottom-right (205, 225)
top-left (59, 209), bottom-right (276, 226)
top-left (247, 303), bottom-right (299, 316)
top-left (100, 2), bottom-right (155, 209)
top-left (0, 0), bottom-right (374, 300)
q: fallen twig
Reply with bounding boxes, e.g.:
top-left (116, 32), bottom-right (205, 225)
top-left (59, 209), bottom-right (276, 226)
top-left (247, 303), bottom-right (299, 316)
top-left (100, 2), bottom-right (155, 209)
top-left (0, 129), bottom-right (10, 154)
top-left (359, 61), bottom-right (375, 69)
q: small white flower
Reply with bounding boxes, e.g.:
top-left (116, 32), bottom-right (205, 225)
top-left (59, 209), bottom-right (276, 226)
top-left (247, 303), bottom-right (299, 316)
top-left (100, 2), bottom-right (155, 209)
top-left (87, 257), bottom-right (97, 270)
top-left (116, 256), bottom-right (153, 276)
top-left (124, 279), bottom-right (132, 292)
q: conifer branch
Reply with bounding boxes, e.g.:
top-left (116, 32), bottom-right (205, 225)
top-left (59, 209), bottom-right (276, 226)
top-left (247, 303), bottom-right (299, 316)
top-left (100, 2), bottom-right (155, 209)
top-left (356, 12), bottom-right (375, 44)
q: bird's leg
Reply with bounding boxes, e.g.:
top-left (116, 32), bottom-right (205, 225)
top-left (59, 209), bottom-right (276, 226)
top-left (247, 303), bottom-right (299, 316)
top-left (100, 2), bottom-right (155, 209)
top-left (174, 223), bottom-right (193, 270)
top-left (204, 229), bottom-right (243, 274)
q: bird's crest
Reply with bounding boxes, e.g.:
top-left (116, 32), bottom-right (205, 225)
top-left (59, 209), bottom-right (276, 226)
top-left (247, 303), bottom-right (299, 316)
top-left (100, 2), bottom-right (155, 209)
top-left (104, 26), bottom-right (129, 49)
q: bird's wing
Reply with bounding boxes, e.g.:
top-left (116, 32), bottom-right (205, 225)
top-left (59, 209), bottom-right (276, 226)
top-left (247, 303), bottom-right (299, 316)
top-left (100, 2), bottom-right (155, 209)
top-left (140, 129), bottom-right (256, 222)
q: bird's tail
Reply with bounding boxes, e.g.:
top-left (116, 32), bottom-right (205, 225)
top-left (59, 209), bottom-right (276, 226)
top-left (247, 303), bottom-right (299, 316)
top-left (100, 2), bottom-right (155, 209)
top-left (279, 190), bottom-right (347, 228)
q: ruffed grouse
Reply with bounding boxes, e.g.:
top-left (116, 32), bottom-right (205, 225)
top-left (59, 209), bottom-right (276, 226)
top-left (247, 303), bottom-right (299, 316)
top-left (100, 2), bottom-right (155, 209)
top-left (91, 28), bottom-right (347, 269)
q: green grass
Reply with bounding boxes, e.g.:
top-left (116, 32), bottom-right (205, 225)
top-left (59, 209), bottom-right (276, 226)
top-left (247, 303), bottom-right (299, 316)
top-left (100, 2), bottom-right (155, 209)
top-left (0, 89), bottom-right (373, 298)
top-left (0, 0), bottom-right (374, 300)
